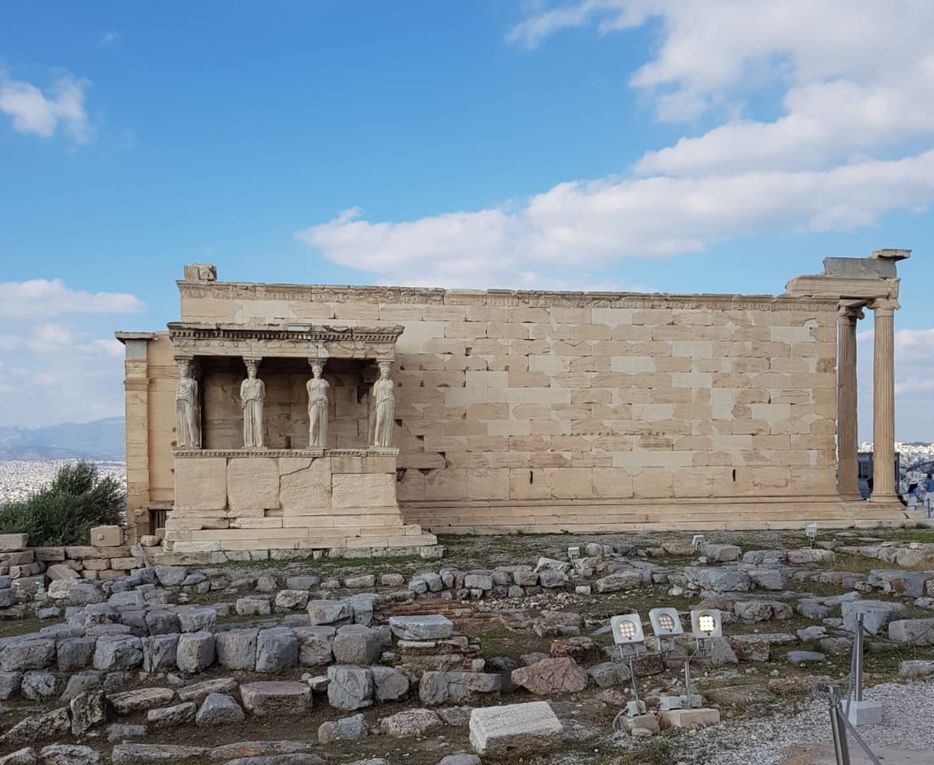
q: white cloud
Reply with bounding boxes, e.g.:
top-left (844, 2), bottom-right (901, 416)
top-left (297, 2), bottom-right (934, 289)
top-left (0, 279), bottom-right (144, 319)
top-left (100, 30), bottom-right (121, 47)
top-left (0, 73), bottom-right (91, 143)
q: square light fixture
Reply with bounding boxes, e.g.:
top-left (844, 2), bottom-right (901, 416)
top-left (648, 607), bottom-right (683, 636)
top-left (690, 608), bottom-right (722, 638)
top-left (610, 613), bottom-right (644, 645)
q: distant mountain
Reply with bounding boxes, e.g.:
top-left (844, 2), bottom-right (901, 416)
top-left (0, 418), bottom-right (125, 461)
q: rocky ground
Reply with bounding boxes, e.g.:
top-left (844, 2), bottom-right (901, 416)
top-left (0, 526), bottom-right (932, 765)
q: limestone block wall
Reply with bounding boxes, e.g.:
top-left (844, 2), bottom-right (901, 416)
top-left (166, 451), bottom-right (434, 552)
top-left (168, 282), bottom-right (845, 532)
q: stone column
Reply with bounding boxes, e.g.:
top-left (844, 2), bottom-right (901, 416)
top-left (837, 303), bottom-right (863, 499)
top-left (870, 298), bottom-right (898, 502)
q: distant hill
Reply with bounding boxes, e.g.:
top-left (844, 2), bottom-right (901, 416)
top-left (0, 418), bottom-right (125, 460)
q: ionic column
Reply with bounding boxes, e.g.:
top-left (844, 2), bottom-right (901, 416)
top-left (870, 298), bottom-right (898, 502)
top-left (837, 303), bottom-right (863, 500)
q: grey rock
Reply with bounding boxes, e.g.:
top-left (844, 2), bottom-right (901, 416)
top-left (327, 665), bottom-right (373, 710)
top-left (20, 671), bottom-right (60, 701)
top-left (588, 662), bottom-right (623, 688)
top-left (176, 677), bottom-right (238, 703)
top-left (110, 744), bottom-right (207, 764)
top-left (594, 572), bottom-right (642, 593)
top-left (154, 566), bottom-right (188, 587)
top-left (437, 755), bottom-right (481, 765)
top-left (699, 543), bottom-right (742, 562)
top-left (380, 708), bottom-right (442, 738)
top-left (106, 724), bottom-right (147, 742)
top-left (371, 665), bottom-right (409, 702)
top-left (538, 570), bottom-right (566, 588)
top-left (107, 687), bottom-right (175, 715)
top-left (146, 701), bottom-right (196, 728)
top-left (143, 633), bottom-right (180, 673)
top-left (900, 659), bottom-right (934, 678)
top-left (747, 568), bottom-right (785, 591)
top-left (1, 638), bottom-right (56, 672)
top-left (511, 657), bottom-right (588, 695)
top-left (797, 599), bottom-right (831, 619)
top-left (57, 637), bottom-right (96, 673)
top-left (786, 549), bottom-right (835, 565)
top-left (196, 692), bottom-right (244, 727)
top-left (867, 569), bottom-right (933, 598)
top-left (37, 745), bottom-right (100, 765)
top-left (307, 599), bottom-right (353, 626)
top-left (888, 618), bottom-right (934, 645)
top-left (689, 567), bottom-right (752, 593)
top-left (796, 626), bottom-right (827, 642)
top-left (389, 614), bottom-right (453, 641)
top-left (842, 599), bottom-right (906, 635)
top-left (318, 713), bottom-right (365, 743)
top-left (294, 626), bottom-right (335, 667)
top-left (285, 575), bottom-right (319, 590)
top-left (380, 574), bottom-right (405, 587)
top-left (787, 651), bottom-right (826, 664)
top-left (70, 689), bottom-right (107, 735)
top-left (216, 629), bottom-right (258, 670)
top-left (176, 631), bottom-right (215, 674)
top-left (60, 671), bottom-right (102, 703)
top-left (1, 707), bottom-right (70, 745)
top-left (208, 740), bottom-right (315, 760)
top-left (332, 625), bottom-right (381, 665)
top-left (177, 607), bottom-right (217, 632)
top-left (0, 748), bottom-right (36, 765)
top-left (344, 575), bottom-right (376, 589)
top-left (0, 671), bottom-right (21, 699)
top-left (93, 635), bottom-right (142, 671)
top-left (255, 627), bottom-right (298, 673)
top-left (239, 681), bottom-right (311, 717)
top-left (145, 609), bottom-right (180, 635)
top-left (418, 671), bottom-right (501, 705)
top-left (108, 591), bottom-right (145, 609)
top-left (275, 590), bottom-right (309, 610)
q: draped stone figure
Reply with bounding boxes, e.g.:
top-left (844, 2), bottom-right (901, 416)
top-left (307, 361), bottom-right (330, 448)
top-left (175, 360), bottom-right (201, 448)
top-left (372, 361), bottom-right (395, 448)
top-left (240, 359), bottom-right (265, 448)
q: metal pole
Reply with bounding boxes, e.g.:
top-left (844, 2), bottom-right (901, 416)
top-left (854, 614), bottom-right (864, 702)
top-left (628, 655), bottom-right (639, 706)
top-left (828, 686), bottom-right (852, 765)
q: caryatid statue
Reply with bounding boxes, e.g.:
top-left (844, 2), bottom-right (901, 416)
top-left (307, 361), bottom-right (330, 448)
top-left (240, 359), bottom-right (265, 448)
top-left (175, 359), bottom-right (201, 448)
top-left (372, 361), bottom-right (395, 448)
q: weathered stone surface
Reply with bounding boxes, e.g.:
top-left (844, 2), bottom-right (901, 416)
top-left (294, 626), bottom-right (335, 667)
top-left (900, 659), bottom-right (934, 678)
top-left (437, 754), bottom-right (481, 765)
top-left (743, 550), bottom-right (787, 565)
top-left (594, 572), bottom-right (642, 593)
top-left (0, 671), bottom-right (21, 700)
top-left (1, 638), bottom-right (55, 672)
top-left (111, 744), bottom-right (207, 764)
top-left (418, 671), bottom-right (501, 705)
top-left (177, 607), bottom-right (217, 632)
top-left (747, 568), bottom-right (785, 591)
top-left (319, 713), bottom-right (366, 743)
top-left (1, 707), bottom-right (70, 745)
top-left (154, 566), bottom-right (188, 587)
top-left (176, 631), bottom-right (215, 674)
top-left (145, 609), bottom-right (181, 635)
top-left (380, 708), bottom-right (442, 738)
top-left (468, 702), bottom-right (563, 756)
top-left (0, 748), bottom-right (36, 765)
top-left (275, 589), bottom-right (310, 610)
top-left (37, 745), bottom-right (101, 765)
top-left (195, 692), bottom-right (245, 727)
top-left (689, 567), bottom-right (752, 593)
top-left (93, 636), bottom-right (142, 672)
top-left (107, 687), bottom-right (175, 715)
top-left (787, 651), bottom-right (826, 664)
top-left (327, 665), bottom-right (373, 710)
top-left (389, 615), bottom-right (454, 641)
top-left (216, 629), bottom-right (258, 670)
top-left (730, 633), bottom-right (795, 662)
top-left (147, 701), bottom-right (196, 729)
top-left (69, 689), bottom-right (107, 735)
top-left (207, 740), bottom-right (315, 760)
top-left (699, 543), bottom-right (742, 562)
top-left (20, 671), bottom-right (61, 701)
top-left (240, 681), bottom-right (311, 717)
top-left (307, 600), bottom-right (353, 626)
top-left (868, 570), bottom-right (933, 598)
top-left (511, 657), bottom-right (588, 695)
top-left (332, 625), bottom-right (382, 665)
top-left (889, 618), bottom-right (934, 645)
top-left (786, 549), bottom-right (835, 565)
top-left (842, 599), bottom-right (906, 635)
top-left (255, 627), bottom-right (298, 672)
top-left (371, 666), bottom-right (410, 702)
top-left (143, 634), bottom-right (180, 673)
top-left (176, 677), bottom-right (238, 703)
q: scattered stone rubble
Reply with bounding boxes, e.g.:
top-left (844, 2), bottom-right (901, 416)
top-left (0, 529), bottom-right (930, 763)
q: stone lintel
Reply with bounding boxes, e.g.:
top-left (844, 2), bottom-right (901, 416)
top-left (784, 275), bottom-right (898, 302)
top-left (872, 248), bottom-right (911, 261)
top-left (115, 331), bottom-right (157, 344)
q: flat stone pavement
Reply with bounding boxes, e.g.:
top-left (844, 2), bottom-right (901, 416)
top-left (780, 744), bottom-right (929, 764)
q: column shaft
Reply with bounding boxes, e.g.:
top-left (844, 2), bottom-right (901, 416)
top-left (871, 304), bottom-right (897, 501)
top-left (837, 306), bottom-right (861, 499)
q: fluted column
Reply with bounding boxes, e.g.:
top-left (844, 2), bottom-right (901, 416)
top-left (837, 303), bottom-right (863, 499)
top-left (870, 299), bottom-right (898, 502)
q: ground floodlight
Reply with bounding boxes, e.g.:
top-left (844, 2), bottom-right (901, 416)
top-left (649, 607), bottom-right (683, 637)
top-left (805, 522), bottom-right (818, 541)
top-left (691, 608), bottom-right (722, 638)
top-left (610, 613), bottom-right (644, 645)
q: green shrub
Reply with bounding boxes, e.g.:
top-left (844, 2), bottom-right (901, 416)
top-left (0, 461), bottom-right (125, 546)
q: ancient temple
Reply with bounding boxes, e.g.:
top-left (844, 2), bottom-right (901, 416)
top-left (117, 252), bottom-right (914, 559)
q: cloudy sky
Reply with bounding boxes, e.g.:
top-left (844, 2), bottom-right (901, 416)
top-left (1, 1), bottom-right (932, 440)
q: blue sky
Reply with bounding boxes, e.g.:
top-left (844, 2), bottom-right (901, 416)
top-left (0, 1), bottom-right (932, 439)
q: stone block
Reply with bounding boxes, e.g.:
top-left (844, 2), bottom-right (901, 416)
top-left (332, 473), bottom-right (396, 508)
top-left (240, 681), bottom-right (311, 717)
top-left (294, 626), bottom-right (335, 667)
top-left (468, 701), bottom-right (563, 756)
top-left (46, 564), bottom-right (79, 581)
top-left (107, 687), bottom-right (175, 714)
top-left (89, 526), bottom-right (124, 547)
top-left (174, 457), bottom-right (227, 511)
top-left (279, 458), bottom-right (331, 513)
top-left (332, 625), bottom-right (381, 665)
top-left (227, 458), bottom-right (279, 512)
top-left (176, 632), bottom-right (215, 673)
top-left (143, 634), bottom-right (180, 673)
top-left (327, 665), bottom-right (373, 710)
top-left (255, 627), bottom-right (298, 672)
top-left (308, 599), bottom-right (353, 626)
top-left (2, 638), bottom-right (56, 672)
top-left (659, 708), bottom-right (720, 729)
top-left (371, 666), bottom-right (409, 702)
top-left (147, 701), bottom-right (196, 728)
top-left (195, 692), bottom-right (244, 727)
top-left (888, 618), bottom-right (934, 645)
top-left (842, 600), bottom-right (905, 635)
top-left (0, 534), bottom-right (28, 552)
top-left (318, 712), bottom-right (366, 743)
top-left (216, 628), bottom-right (258, 671)
top-left (389, 614), bottom-right (454, 641)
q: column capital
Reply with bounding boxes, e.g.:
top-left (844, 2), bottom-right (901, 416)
top-left (838, 301), bottom-right (865, 321)
top-left (870, 297), bottom-right (900, 313)
top-left (308, 356), bottom-right (328, 369)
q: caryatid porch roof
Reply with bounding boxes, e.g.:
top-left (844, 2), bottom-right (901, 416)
top-left (167, 322), bottom-right (404, 362)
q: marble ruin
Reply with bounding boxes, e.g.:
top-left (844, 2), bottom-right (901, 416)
top-left (116, 251), bottom-right (914, 558)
